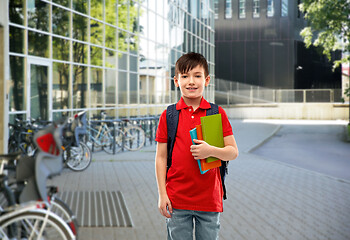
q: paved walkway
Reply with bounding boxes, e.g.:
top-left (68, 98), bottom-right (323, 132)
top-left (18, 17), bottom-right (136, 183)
top-left (49, 120), bottom-right (350, 240)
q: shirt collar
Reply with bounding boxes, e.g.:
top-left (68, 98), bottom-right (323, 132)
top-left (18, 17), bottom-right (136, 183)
top-left (176, 97), bottom-right (211, 110)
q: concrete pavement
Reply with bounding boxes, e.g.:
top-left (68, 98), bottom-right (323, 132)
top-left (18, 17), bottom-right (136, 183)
top-left (251, 120), bottom-right (350, 181)
top-left (49, 120), bottom-right (350, 240)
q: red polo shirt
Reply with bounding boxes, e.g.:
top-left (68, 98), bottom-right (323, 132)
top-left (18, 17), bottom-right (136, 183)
top-left (156, 97), bottom-right (233, 212)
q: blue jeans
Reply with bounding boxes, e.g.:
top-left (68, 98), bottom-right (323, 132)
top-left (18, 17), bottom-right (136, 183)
top-left (166, 208), bottom-right (220, 240)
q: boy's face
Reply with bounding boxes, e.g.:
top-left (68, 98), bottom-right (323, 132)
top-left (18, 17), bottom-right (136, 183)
top-left (174, 65), bottom-right (210, 102)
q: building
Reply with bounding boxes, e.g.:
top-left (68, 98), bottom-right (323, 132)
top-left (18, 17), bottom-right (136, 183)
top-left (214, 0), bottom-right (341, 89)
top-left (0, 0), bottom-right (215, 152)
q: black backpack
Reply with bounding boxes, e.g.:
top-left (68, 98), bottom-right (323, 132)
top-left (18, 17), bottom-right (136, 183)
top-left (166, 103), bottom-right (229, 200)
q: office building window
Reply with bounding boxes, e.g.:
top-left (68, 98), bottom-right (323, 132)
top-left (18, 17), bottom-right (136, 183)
top-left (225, 0), bottom-right (232, 19)
top-left (214, 0), bottom-right (219, 19)
top-left (253, 0), bottom-right (260, 18)
top-left (239, 0), bottom-right (246, 19)
top-left (267, 0), bottom-right (274, 17)
top-left (281, 0), bottom-right (288, 17)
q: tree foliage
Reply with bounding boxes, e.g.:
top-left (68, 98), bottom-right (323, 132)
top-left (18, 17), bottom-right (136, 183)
top-left (299, 0), bottom-right (350, 69)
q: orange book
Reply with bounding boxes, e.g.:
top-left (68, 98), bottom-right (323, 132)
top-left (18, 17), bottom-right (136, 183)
top-left (196, 125), bottom-right (221, 171)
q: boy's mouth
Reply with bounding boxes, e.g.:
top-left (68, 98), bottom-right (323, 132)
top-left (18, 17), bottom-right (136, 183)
top-left (186, 87), bottom-right (198, 90)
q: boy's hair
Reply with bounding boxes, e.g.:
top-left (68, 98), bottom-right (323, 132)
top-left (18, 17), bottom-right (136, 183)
top-left (175, 52), bottom-right (209, 77)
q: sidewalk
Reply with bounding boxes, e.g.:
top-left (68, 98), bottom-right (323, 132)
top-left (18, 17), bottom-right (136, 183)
top-left (49, 120), bottom-right (350, 240)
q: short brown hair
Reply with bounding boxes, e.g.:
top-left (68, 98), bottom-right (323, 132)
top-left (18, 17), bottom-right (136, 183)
top-left (175, 52), bottom-right (209, 77)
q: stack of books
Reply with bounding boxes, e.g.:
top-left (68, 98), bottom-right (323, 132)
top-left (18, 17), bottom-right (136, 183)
top-left (189, 114), bottom-right (224, 174)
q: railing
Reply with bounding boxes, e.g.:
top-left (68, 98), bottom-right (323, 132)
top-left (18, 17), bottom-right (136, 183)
top-left (215, 78), bottom-right (343, 105)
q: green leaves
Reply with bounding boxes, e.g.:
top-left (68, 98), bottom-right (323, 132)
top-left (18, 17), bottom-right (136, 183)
top-left (299, 0), bottom-right (350, 69)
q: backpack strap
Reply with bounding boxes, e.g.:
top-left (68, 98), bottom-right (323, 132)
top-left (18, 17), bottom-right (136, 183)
top-left (166, 104), bottom-right (179, 172)
top-left (207, 102), bottom-right (219, 115)
top-left (207, 103), bottom-right (228, 200)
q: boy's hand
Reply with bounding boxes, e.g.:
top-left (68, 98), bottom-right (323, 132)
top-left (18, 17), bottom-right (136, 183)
top-left (158, 194), bottom-right (173, 218)
top-left (190, 139), bottom-right (212, 159)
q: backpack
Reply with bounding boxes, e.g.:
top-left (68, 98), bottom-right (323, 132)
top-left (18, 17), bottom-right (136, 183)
top-left (166, 103), bottom-right (229, 200)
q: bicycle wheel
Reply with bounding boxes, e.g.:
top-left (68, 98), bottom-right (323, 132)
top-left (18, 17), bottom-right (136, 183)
top-left (86, 126), bottom-right (104, 152)
top-left (102, 129), bottom-right (124, 154)
top-left (51, 196), bottom-right (79, 238)
top-left (123, 126), bottom-right (145, 151)
top-left (7, 140), bottom-right (19, 153)
top-left (65, 142), bottom-right (92, 171)
top-left (0, 209), bottom-right (74, 240)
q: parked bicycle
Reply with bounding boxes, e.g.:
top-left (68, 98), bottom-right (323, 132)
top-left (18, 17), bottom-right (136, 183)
top-left (7, 118), bottom-right (44, 155)
top-left (62, 111), bottom-right (92, 171)
top-left (121, 118), bottom-right (146, 151)
top-left (140, 116), bottom-right (158, 145)
top-left (8, 112), bottom-right (92, 172)
top-left (86, 112), bottom-right (124, 154)
top-left (86, 113), bottom-right (146, 154)
top-left (0, 121), bottom-right (76, 239)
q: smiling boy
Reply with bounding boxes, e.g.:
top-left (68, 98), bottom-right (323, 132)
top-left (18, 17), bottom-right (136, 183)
top-left (155, 52), bottom-right (239, 240)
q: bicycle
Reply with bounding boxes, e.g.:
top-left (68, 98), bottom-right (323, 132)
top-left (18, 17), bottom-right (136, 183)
top-left (87, 113), bottom-right (146, 154)
top-left (0, 201), bottom-right (75, 239)
top-left (86, 113), bottom-right (124, 154)
top-left (2, 160), bottom-right (79, 238)
top-left (140, 116), bottom-right (158, 145)
top-left (62, 111), bottom-right (92, 171)
top-left (7, 118), bottom-right (40, 155)
top-left (121, 118), bottom-right (146, 151)
top-left (0, 121), bottom-right (76, 239)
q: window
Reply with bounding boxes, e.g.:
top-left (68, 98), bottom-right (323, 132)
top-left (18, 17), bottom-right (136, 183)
top-left (253, 0), bottom-right (260, 18)
top-left (53, 62), bottom-right (70, 110)
top-left (27, 0), bottom-right (49, 31)
top-left (239, 0), bottom-right (246, 19)
top-left (225, 0), bottom-right (232, 19)
top-left (8, 0), bottom-right (216, 119)
top-left (214, 0), bottom-right (219, 19)
top-left (267, 0), bottom-right (274, 17)
top-left (281, 0), bottom-right (288, 17)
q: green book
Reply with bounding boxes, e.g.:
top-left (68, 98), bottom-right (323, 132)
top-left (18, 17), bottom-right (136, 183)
top-left (200, 114), bottom-right (224, 163)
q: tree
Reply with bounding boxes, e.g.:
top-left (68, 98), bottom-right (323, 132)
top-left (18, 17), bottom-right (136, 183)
top-left (299, 0), bottom-right (350, 69)
top-left (299, 0), bottom-right (350, 125)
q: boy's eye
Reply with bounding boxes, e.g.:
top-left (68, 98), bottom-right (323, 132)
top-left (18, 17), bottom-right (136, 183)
top-left (195, 75), bottom-right (202, 78)
top-left (181, 75), bottom-right (188, 78)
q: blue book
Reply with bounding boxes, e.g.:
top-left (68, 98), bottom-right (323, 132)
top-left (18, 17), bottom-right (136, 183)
top-left (189, 128), bottom-right (209, 174)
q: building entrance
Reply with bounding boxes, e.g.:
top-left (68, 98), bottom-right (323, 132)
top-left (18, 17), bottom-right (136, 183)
top-left (27, 58), bottom-right (51, 121)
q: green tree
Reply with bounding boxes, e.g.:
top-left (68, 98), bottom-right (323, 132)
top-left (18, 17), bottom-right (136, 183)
top-left (299, 0), bottom-right (350, 125)
top-left (299, 0), bottom-right (350, 69)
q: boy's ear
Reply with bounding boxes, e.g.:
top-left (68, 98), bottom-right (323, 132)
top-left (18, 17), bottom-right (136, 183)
top-left (174, 76), bottom-right (179, 87)
top-left (205, 75), bottom-right (210, 87)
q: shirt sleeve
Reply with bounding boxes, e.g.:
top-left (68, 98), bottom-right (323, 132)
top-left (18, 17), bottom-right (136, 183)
top-left (219, 106), bottom-right (233, 137)
top-left (155, 110), bottom-right (168, 143)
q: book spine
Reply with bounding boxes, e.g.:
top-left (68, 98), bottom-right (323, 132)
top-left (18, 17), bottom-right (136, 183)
top-left (190, 128), bottom-right (207, 174)
top-left (195, 125), bottom-right (209, 174)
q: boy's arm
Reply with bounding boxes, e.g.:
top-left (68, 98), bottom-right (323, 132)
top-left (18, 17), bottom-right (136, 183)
top-left (191, 135), bottom-right (238, 161)
top-left (155, 142), bottom-right (173, 218)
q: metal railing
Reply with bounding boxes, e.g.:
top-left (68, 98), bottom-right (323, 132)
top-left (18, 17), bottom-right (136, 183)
top-left (215, 78), bottom-right (343, 105)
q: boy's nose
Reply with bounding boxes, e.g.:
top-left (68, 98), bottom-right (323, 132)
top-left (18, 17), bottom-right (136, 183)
top-left (189, 76), bottom-right (195, 84)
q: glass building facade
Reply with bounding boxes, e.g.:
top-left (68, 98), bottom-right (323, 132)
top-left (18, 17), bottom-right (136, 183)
top-left (7, 0), bottom-right (215, 121)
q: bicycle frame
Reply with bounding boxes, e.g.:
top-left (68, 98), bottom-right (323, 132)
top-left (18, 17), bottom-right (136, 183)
top-left (87, 122), bottom-right (111, 144)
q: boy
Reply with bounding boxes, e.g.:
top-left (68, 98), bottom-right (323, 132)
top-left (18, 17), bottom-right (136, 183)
top-left (155, 52), bottom-right (238, 240)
